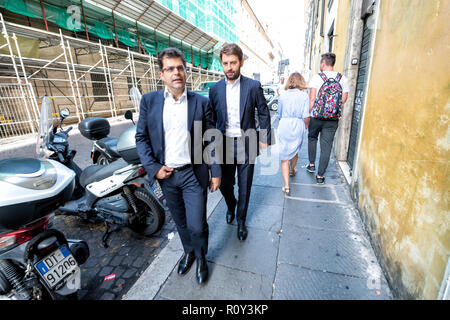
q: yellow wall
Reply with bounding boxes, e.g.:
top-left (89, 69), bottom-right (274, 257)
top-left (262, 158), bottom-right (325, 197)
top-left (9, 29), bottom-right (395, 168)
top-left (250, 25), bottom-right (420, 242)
top-left (333, 0), bottom-right (351, 72)
top-left (354, 0), bottom-right (450, 299)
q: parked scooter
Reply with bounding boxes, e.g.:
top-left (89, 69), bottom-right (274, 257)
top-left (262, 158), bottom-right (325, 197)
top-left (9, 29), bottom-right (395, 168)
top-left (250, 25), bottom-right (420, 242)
top-left (82, 87), bottom-right (164, 203)
top-left (39, 97), bottom-right (165, 247)
top-left (0, 105), bottom-right (89, 300)
top-left (89, 87), bottom-right (141, 165)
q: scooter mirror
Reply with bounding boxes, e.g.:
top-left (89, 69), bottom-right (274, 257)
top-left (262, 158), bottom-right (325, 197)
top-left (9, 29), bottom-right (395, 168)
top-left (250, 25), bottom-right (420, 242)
top-left (124, 110), bottom-right (133, 120)
top-left (60, 109), bottom-right (70, 119)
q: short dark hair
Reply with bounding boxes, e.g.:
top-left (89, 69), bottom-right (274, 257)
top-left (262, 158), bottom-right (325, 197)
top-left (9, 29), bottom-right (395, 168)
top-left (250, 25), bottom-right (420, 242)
top-left (157, 47), bottom-right (187, 70)
top-left (220, 43), bottom-right (244, 62)
top-left (321, 53), bottom-right (336, 67)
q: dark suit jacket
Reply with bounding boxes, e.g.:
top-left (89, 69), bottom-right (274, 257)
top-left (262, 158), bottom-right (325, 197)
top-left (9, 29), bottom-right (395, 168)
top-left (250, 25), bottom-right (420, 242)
top-left (208, 76), bottom-right (272, 161)
top-left (135, 90), bottom-right (221, 190)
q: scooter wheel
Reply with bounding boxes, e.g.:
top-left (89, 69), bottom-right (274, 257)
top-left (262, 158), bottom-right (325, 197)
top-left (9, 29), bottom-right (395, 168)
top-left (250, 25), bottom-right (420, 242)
top-left (96, 154), bottom-right (110, 165)
top-left (129, 188), bottom-right (165, 236)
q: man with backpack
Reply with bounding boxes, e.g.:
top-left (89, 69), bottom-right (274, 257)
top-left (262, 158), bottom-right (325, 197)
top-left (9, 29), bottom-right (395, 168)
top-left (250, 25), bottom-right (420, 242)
top-left (307, 53), bottom-right (349, 184)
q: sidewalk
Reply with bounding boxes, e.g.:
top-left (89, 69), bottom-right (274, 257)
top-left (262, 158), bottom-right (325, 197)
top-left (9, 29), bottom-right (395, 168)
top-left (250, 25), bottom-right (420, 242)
top-left (124, 124), bottom-right (393, 300)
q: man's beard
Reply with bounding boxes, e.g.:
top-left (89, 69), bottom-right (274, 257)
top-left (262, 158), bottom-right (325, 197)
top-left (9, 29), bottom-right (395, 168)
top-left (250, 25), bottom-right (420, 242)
top-left (225, 69), bottom-right (241, 81)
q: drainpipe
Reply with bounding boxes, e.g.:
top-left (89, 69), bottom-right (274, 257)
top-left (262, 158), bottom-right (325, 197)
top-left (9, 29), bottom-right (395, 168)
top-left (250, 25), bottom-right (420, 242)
top-left (80, 0), bottom-right (90, 42)
top-left (39, 0), bottom-right (49, 32)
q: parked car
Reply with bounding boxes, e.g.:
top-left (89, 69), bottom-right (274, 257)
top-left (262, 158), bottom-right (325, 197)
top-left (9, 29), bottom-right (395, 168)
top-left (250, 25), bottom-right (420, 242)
top-left (262, 85), bottom-right (279, 111)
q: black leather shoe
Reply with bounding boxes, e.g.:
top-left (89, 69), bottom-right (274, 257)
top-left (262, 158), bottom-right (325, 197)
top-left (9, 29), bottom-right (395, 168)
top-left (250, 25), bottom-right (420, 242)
top-left (226, 209), bottom-right (235, 224)
top-left (178, 252), bottom-right (195, 275)
top-left (237, 223), bottom-right (248, 241)
top-left (196, 256), bottom-right (208, 284)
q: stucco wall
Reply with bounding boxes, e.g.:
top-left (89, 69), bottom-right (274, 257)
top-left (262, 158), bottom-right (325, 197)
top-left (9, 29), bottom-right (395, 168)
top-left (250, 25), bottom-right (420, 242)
top-left (353, 0), bottom-right (450, 299)
top-left (333, 0), bottom-right (351, 73)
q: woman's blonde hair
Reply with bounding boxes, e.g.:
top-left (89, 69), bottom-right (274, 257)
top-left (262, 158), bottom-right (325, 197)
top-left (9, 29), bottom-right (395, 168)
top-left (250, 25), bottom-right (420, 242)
top-left (285, 72), bottom-right (307, 91)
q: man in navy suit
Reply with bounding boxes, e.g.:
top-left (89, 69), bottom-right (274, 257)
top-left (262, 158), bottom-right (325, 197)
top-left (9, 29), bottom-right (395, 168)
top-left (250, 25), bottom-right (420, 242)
top-left (209, 43), bottom-right (272, 241)
top-left (135, 48), bottom-right (221, 284)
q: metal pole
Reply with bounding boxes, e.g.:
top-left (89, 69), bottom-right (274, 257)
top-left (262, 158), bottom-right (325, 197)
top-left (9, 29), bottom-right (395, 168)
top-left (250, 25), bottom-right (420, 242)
top-left (66, 40), bottom-right (85, 119)
top-left (100, 41), bottom-right (117, 117)
top-left (39, 0), bottom-right (49, 32)
top-left (136, 22), bottom-right (142, 54)
top-left (80, 0), bottom-right (90, 42)
top-left (59, 29), bottom-right (81, 122)
top-left (127, 47), bottom-right (137, 104)
top-left (112, 11), bottom-right (119, 48)
top-left (11, 33), bottom-right (40, 121)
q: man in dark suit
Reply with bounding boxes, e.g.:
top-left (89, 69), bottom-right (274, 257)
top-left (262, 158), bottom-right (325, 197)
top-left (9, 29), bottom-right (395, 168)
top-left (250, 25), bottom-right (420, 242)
top-left (135, 48), bottom-right (221, 284)
top-left (209, 43), bottom-right (272, 241)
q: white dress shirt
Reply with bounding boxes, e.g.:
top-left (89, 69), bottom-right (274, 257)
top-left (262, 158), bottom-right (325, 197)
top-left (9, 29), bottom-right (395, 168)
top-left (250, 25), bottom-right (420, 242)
top-left (225, 76), bottom-right (242, 137)
top-left (163, 87), bottom-right (191, 168)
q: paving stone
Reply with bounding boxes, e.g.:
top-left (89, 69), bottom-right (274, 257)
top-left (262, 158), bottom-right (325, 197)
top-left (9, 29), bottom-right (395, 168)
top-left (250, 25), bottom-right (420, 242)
top-left (110, 255), bottom-right (125, 267)
top-left (98, 266), bottom-right (114, 277)
top-left (113, 279), bottom-right (127, 293)
top-left (278, 224), bottom-right (384, 280)
top-left (99, 292), bottom-right (116, 300)
top-left (288, 184), bottom-right (338, 201)
top-left (209, 199), bottom-right (283, 232)
top-left (206, 222), bottom-right (279, 276)
top-left (118, 245), bottom-right (132, 256)
top-left (122, 268), bottom-right (138, 279)
top-left (273, 263), bottom-right (392, 300)
top-left (157, 263), bottom-right (273, 300)
top-left (284, 200), bottom-right (365, 234)
top-left (113, 266), bottom-right (126, 278)
top-left (252, 172), bottom-right (284, 188)
top-left (247, 185), bottom-right (285, 207)
top-left (100, 278), bottom-right (116, 290)
top-left (289, 168), bottom-right (346, 185)
top-left (132, 257), bottom-right (146, 268)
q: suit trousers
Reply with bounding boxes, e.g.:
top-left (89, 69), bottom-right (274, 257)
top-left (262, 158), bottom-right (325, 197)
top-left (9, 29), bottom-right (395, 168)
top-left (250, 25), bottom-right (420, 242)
top-left (308, 118), bottom-right (339, 176)
top-left (219, 137), bottom-right (255, 225)
top-left (158, 166), bottom-right (208, 259)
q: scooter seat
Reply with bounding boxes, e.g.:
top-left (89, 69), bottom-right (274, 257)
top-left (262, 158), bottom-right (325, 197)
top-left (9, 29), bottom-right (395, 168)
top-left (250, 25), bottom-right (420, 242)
top-left (80, 158), bottom-right (129, 189)
top-left (97, 137), bottom-right (121, 158)
top-left (0, 158), bottom-right (42, 175)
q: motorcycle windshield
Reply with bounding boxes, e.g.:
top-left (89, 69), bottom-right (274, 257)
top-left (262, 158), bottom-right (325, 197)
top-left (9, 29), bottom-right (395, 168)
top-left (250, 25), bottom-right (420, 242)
top-left (129, 86), bottom-right (142, 111)
top-left (36, 97), bottom-right (53, 158)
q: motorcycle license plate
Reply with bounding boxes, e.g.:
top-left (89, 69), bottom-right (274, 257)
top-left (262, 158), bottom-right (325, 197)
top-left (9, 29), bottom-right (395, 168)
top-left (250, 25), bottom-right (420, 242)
top-left (152, 180), bottom-right (165, 201)
top-left (34, 246), bottom-right (78, 289)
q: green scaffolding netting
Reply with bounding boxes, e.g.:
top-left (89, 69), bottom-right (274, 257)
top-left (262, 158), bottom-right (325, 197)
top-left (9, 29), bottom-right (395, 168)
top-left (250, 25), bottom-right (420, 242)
top-left (0, 0), bottom-right (224, 71)
top-left (89, 21), bottom-right (113, 40)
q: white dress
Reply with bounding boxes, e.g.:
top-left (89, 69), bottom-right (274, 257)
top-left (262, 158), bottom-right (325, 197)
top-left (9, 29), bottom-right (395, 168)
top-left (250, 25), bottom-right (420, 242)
top-left (276, 89), bottom-right (310, 161)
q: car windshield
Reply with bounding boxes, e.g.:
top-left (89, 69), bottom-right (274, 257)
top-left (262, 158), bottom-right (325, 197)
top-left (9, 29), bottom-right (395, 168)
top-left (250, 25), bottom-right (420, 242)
top-left (36, 97), bottom-right (53, 158)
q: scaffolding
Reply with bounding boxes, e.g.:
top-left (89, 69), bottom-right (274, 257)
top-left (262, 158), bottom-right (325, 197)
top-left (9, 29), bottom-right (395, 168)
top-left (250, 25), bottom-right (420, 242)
top-left (0, 14), bottom-right (223, 140)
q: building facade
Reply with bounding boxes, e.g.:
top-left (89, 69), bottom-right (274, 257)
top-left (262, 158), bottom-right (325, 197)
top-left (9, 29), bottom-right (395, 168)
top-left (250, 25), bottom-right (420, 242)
top-left (238, 0), bottom-right (278, 84)
top-left (0, 0), bottom-right (233, 139)
top-left (304, 0), bottom-right (450, 299)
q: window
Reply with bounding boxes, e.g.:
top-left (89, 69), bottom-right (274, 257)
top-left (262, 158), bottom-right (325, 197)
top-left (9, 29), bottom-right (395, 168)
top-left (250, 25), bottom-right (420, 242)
top-left (127, 76), bottom-right (142, 94)
top-left (328, 21), bottom-right (335, 52)
top-left (320, 0), bottom-right (326, 37)
top-left (91, 73), bottom-right (110, 102)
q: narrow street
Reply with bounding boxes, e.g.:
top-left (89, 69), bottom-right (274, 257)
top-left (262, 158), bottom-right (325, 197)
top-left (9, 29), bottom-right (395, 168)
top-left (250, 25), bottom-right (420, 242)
top-left (125, 115), bottom-right (392, 300)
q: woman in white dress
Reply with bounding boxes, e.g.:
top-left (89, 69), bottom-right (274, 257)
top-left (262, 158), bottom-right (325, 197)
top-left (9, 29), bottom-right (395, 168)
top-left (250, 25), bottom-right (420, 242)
top-left (277, 73), bottom-right (310, 196)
